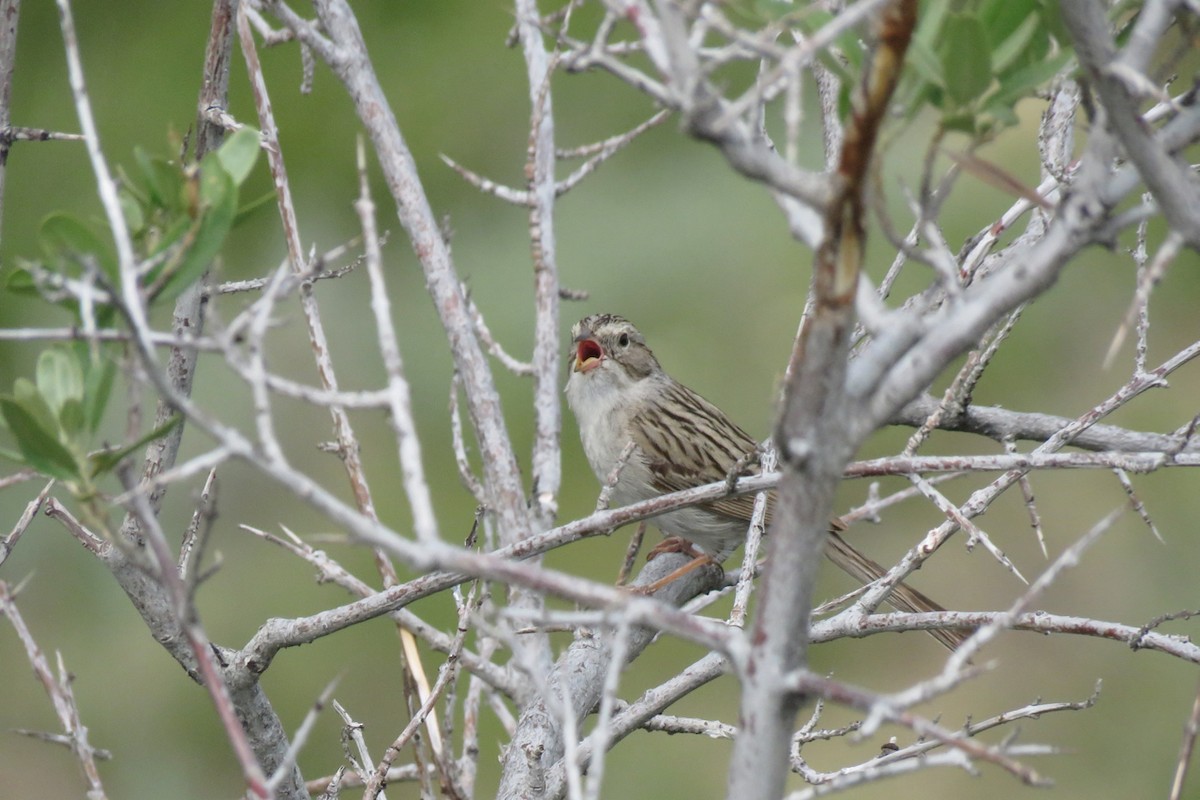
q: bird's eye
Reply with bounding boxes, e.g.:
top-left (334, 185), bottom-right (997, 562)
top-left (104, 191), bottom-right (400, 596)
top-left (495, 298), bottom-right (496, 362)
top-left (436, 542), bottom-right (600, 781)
top-left (618, 333), bottom-right (630, 347)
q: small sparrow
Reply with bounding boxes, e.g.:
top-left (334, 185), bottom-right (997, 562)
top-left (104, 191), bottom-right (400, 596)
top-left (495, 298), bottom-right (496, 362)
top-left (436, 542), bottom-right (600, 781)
top-left (565, 313), bottom-right (962, 648)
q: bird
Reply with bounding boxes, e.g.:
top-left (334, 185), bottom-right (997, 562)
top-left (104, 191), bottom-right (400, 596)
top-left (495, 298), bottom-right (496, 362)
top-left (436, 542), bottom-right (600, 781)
top-left (564, 312), bottom-right (963, 649)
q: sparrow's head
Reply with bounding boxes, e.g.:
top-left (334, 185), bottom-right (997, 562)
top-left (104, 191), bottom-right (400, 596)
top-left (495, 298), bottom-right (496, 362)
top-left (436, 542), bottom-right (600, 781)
top-left (569, 313), bottom-right (661, 381)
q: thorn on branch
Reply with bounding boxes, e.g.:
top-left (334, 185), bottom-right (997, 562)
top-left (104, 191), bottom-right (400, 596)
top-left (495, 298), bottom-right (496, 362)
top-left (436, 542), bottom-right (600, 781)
top-left (558, 286), bottom-right (589, 301)
top-left (1131, 608), bottom-right (1200, 651)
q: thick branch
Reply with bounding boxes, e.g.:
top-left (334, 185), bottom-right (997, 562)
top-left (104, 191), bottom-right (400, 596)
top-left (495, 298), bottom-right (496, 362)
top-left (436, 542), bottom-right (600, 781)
top-left (1062, 0), bottom-right (1200, 245)
top-left (731, 4), bottom-right (917, 799)
top-left (496, 555), bottom-right (724, 800)
top-left (893, 395), bottom-right (1200, 453)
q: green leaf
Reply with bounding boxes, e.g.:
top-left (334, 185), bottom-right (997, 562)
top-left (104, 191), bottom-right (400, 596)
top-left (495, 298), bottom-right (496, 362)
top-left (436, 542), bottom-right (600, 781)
top-left (82, 354), bottom-right (117, 433)
top-left (155, 155), bottom-right (237, 302)
top-left (233, 189), bottom-right (276, 227)
top-left (906, 35), bottom-right (945, 89)
top-left (942, 112), bottom-right (979, 135)
top-left (134, 147), bottom-right (185, 213)
top-left (752, 0), bottom-right (798, 22)
top-left (216, 127), bottom-right (261, 186)
top-left (116, 164), bottom-right (149, 207)
top-left (0, 397), bottom-right (81, 481)
top-left (0, 444), bottom-right (25, 465)
top-left (146, 214), bottom-right (192, 262)
top-left (991, 13), bottom-right (1042, 75)
top-left (140, 212), bottom-right (193, 295)
top-left (88, 415), bottom-right (182, 477)
top-left (982, 103), bottom-right (1020, 130)
top-left (913, 0), bottom-right (951, 57)
top-left (119, 187), bottom-right (146, 236)
top-left (5, 266), bottom-right (39, 295)
top-left (36, 346), bottom-right (85, 418)
top-left (59, 398), bottom-right (86, 438)
top-left (801, 7), bottom-right (864, 72)
top-left (13, 378), bottom-right (62, 442)
top-left (940, 13), bottom-right (993, 108)
top-left (793, 8), bottom-right (834, 35)
top-left (199, 151), bottom-right (234, 207)
top-left (980, 0), bottom-right (1038, 45)
top-left (1038, 0), bottom-right (1070, 45)
top-left (814, 48), bottom-right (854, 90)
top-left (989, 48), bottom-right (1074, 112)
top-left (39, 212), bottom-right (118, 283)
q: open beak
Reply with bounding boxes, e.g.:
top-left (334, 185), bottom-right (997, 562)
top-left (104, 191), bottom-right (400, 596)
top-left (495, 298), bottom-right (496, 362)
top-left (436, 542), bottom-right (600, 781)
top-left (574, 338), bottom-right (604, 373)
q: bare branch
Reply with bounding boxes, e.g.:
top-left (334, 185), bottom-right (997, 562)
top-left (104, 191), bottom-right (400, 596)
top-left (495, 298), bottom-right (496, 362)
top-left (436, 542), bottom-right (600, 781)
top-left (1062, 0), bottom-right (1200, 245)
top-left (1170, 675), bottom-right (1200, 800)
top-left (734, 5), bottom-right (918, 798)
top-left (0, 0), bottom-right (21, 239)
top-left (0, 479), bottom-right (52, 568)
top-left (7, 4), bottom-right (1200, 798)
top-left (275, 0), bottom-right (534, 548)
top-left (354, 137), bottom-right (439, 544)
top-left (783, 669), bottom-right (1048, 787)
top-left (0, 581), bottom-right (110, 798)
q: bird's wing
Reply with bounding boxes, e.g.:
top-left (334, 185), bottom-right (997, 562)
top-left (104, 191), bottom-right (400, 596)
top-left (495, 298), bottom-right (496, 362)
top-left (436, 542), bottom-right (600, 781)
top-left (626, 382), bottom-right (966, 648)
top-left (628, 380), bottom-right (764, 522)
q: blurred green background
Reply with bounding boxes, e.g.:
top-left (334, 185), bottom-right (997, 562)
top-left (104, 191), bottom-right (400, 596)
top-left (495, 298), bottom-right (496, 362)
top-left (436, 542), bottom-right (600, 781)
top-left (1, 2), bottom-right (1199, 798)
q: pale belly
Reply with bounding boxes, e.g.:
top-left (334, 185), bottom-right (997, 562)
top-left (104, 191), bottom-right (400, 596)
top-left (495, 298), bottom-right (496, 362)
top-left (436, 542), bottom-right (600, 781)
top-left (605, 455), bottom-right (747, 560)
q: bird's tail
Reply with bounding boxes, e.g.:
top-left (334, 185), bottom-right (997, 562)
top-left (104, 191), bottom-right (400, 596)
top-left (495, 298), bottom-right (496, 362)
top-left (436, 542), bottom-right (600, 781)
top-left (823, 529), bottom-right (969, 651)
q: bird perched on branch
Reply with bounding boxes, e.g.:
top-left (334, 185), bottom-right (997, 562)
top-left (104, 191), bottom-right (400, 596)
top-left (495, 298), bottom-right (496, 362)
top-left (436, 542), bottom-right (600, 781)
top-left (565, 312), bottom-right (963, 649)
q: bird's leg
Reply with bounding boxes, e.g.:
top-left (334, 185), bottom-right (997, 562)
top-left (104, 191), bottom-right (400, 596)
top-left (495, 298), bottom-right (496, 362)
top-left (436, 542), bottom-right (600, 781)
top-left (630, 536), bottom-right (720, 594)
top-left (630, 552), bottom-right (719, 595)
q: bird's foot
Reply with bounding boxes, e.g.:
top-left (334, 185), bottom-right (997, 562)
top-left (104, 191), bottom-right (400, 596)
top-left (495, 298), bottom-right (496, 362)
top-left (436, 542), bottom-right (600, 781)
top-left (631, 549), bottom-right (720, 595)
top-left (646, 536), bottom-right (704, 561)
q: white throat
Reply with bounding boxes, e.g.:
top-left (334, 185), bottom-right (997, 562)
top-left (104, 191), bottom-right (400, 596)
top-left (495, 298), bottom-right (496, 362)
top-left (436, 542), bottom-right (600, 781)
top-left (566, 360), bottom-right (656, 480)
